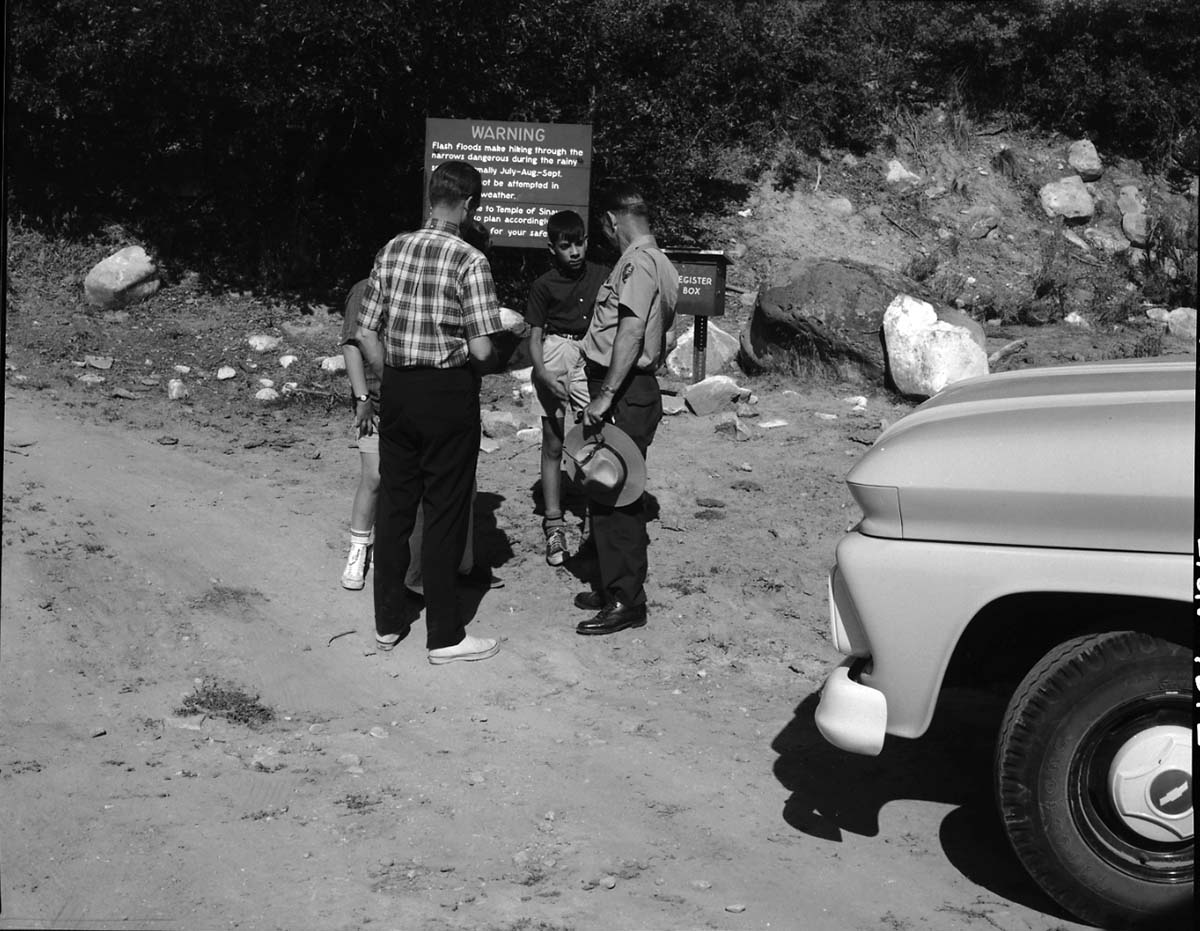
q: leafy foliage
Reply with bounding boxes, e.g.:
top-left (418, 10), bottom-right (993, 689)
top-left (7, 0), bottom-right (1198, 292)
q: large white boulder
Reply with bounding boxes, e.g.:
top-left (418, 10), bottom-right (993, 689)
top-left (885, 159), bottom-right (922, 187)
top-left (883, 295), bottom-right (988, 398)
top-left (666, 321), bottom-right (739, 379)
top-left (1038, 176), bottom-right (1094, 220)
top-left (1067, 139), bottom-right (1103, 181)
top-left (1166, 307), bottom-right (1197, 341)
top-left (83, 246), bottom-right (159, 308)
top-left (684, 374), bottom-right (751, 416)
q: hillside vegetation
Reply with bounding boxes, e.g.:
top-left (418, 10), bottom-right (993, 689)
top-left (7, 0), bottom-right (1198, 300)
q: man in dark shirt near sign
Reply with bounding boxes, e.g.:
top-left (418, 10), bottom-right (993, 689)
top-left (355, 160), bottom-right (505, 664)
top-left (573, 183), bottom-right (679, 635)
top-left (525, 210), bottom-right (609, 567)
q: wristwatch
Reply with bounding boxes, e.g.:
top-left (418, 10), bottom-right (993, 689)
top-left (354, 393), bottom-right (370, 403)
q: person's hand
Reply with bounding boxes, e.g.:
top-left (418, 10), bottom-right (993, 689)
top-left (582, 391), bottom-right (612, 427)
top-left (533, 366), bottom-right (570, 403)
top-left (353, 398), bottom-right (375, 436)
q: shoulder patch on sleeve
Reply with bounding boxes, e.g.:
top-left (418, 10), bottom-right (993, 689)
top-left (621, 262), bottom-right (634, 282)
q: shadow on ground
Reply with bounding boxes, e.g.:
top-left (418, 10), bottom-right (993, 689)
top-left (772, 691), bottom-right (1078, 925)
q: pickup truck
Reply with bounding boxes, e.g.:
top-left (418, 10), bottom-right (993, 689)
top-left (814, 359), bottom-right (1194, 930)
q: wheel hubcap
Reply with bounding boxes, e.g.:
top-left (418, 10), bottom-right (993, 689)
top-left (1108, 724), bottom-right (1192, 843)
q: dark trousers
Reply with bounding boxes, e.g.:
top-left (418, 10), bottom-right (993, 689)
top-left (585, 365), bottom-right (663, 606)
top-left (374, 366), bottom-right (479, 649)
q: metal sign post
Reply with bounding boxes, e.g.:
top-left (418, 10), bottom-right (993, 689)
top-left (663, 249), bottom-right (730, 383)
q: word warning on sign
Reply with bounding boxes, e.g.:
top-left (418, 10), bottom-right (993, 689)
top-left (425, 118), bottom-right (592, 248)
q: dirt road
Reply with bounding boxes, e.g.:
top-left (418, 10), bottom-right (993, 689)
top-left (1, 382), bottom-right (1090, 931)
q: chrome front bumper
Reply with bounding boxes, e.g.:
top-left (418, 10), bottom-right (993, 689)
top-left (814, 657), bottom-right (888, 756)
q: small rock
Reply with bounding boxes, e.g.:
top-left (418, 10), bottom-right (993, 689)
top-left (1063, 311), bottom-right (1091, 329)
top-left (690, 879), bottom-right (712, 890)
top-left (758, 419), bottom-right (788, 429)
top-left (258, 378), bottom-right (275, 388)
top-left (76, 373), bottom-right (106, 385)
top-left (479, 437), bottom-right (501, 454)
top-left (166, 378), bottom-right (189, 400)
top-left (369, 726), bottom-right (388, 739)
top-left (510, 366), bottom-right (534, 384)
top-left (336, 753), bottom-right (360, 767)
top-left (255, 388), bottom-right (280, 402)
top-left (737, 462), bottom-right (753, 472)
top-left (600, 876), bottom-right (617, 890)
top-left (516, 427), bottom-right (540, 443)
top-left (140, 376), bottom-right (160, 386)
top-left (842, 395), bottom-right (868, 409)
top-left (814, 412), bottom-right (837, 421)
top-left (85, 355), bottom-right (114, 370)
top-left (308, 723), bottom-right (325, 735)
top-left (319, 356), bottom-right (346, 373)
top-left (725, 903), bottom-right (747, 913)
top-left (247, 334), bottom-right (282, 353)
top-left (111, 388), bottom-right (137, 400)
top-left (695, 497), bottom-right (726, 508)
top-left (173, 364), bottom-right (191, 374)
top-left (217, 366), bottom-right (237, 380)
top-left (279, 354), bottom-right (298, 368)
top-left (157, 436), bottom-right (179, 446)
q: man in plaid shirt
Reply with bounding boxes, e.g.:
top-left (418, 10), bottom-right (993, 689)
top-left (356, 160), bottom-right (505, 665)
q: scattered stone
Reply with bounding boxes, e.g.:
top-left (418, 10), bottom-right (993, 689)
top-left (217, 366), bottom-right (237, 380)
top-left (885, 159), bottom-right (921, 186)
top-left (667, 321), bottom-right (740, 379)
top-left (157, 436), bottom-right (179, 446)
top-left (758, 419), bottom-right (789, 429)
top-left (308, 723), bottom-right (326, 735)
top-left (662, 395), bottom-right (687, 415)
top-left (883, 295), bottom-right (988, 398)
top-left (737, 463), bottom-right (752, 472)
top-left (814, 412), bottom-right (838, 421)
top-left (166, 378), bottom-right (189, 400)
top-left (1167, 307), bottom-right (1197, 341)
top-left (255, 388), bottom-right (280, 402)
top-left (479, 437), bottom-right (501, 454)
top-left (1063, 311), bottom-right (1091, 328)
top-left (1145, 307), bottom-right (1170, 324)
top-left (516, 427), bottom-right (540, 443)
top-left (173, 364), bottom-right (191, 374)
top-left (369, 726), bottom-right (388, 739)
top-left (600, 876), bottom-right (618, 890)
top-left (691, 879), bottom-right (712, 890)
top-left (731, 478), bottom-right (763, 492)
top-left (84, 245), bottom-right (160, 308)
top-left (1067, 139), bottom-right (1103, 181)
top-left (337, 753), bottom-right (361, 768)
top-left (842, 395), bottom-right (868, 410)
top-left (247, 334), bottom-right (282, 353)
top-left (962, 204), bottom-right (1001, 239)
top-left (111, 388), bottom-right (137, 400)
top-left (685, 375), bottom-right (749, 416)
top-left (85, 355), bottom-right (114, 370)
top-left (713, 412), bottom-right (755, 442)
top-left (464, 771), bottom-right (486, 786)
top-left (510, 366), bottom-right (534, 384)
top-left (824, 195), bottom-right (855, 218)
top-left (1117, 185), bottom-right (1146, 216)
top-left (76, 373), bottom-right (106, 385)
top-left (1122, 211), bottom-right (1149, 247)
top-left (258, 378), bottom-right (275, 388)
top-left (319, 356), bottom-right (346, 373)
top-left (696, 497), bottom-right (726, 508)
top-left (1038, 176), bottom-right (1094, 220)
top-left (725, 904), bottom-right (747, 913)
top-left (251, 746), bottom-right (283, 771)
top-left (279, 354), bottom-right (298, 368)
top-left (499, 307), bottom-right (529, 335)
top-left (482, 410), bottom-right (519, 438)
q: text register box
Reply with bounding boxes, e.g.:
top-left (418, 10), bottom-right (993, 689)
top-left (425, 118), bottom-right (592, 248)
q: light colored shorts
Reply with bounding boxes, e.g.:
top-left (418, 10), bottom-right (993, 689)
top-left (534, 335), bottom-right (590, 418)
top-left (357, 431), bottom-right (379, 454)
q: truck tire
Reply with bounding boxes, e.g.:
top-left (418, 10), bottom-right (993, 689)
top-left (995, 631), bottom-right (1191, 929)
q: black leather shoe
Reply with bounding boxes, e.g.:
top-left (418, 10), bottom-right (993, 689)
top-left (573, 590), bottom-right (606, 611)
top-left (576, 601), bottom-right (647, 635)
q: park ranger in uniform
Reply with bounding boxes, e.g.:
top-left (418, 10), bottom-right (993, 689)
top-left (573, 182), bottom-right (679, 635)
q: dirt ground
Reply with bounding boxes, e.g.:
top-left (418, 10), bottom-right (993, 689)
top-left (5, 337), bottom-right (1129, 931)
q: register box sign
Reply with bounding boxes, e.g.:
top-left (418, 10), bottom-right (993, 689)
top-left (425, 118), bottom-right (592, 248)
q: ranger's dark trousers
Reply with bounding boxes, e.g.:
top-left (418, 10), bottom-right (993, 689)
top-left (584, 364), bottom-right (663, 607)
top-left (374, 365), bottom-right (479, 649)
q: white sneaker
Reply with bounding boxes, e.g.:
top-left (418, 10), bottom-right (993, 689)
top-left (428, 634), bottom-right (500, 665)
top-left (341, 543), bottom-right (368, 590)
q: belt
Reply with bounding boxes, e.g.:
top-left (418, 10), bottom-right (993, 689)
top-left (545, 330), bottom-right (587, 341)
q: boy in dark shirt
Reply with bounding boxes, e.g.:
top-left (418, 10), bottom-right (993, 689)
top-left (525, 210), bottom-right (609, 565)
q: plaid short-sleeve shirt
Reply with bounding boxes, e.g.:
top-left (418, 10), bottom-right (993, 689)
top-left (357, 218), bottom-right (503, 369)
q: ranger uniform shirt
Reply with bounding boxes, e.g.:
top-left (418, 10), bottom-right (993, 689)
top-left (582, 235), bottom-right (679, 372)
top-left (358, 218), bottom-right (503, 369)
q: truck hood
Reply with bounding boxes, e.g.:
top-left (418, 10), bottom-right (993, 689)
top-left (849, 360), bottom-right (1195, 553)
